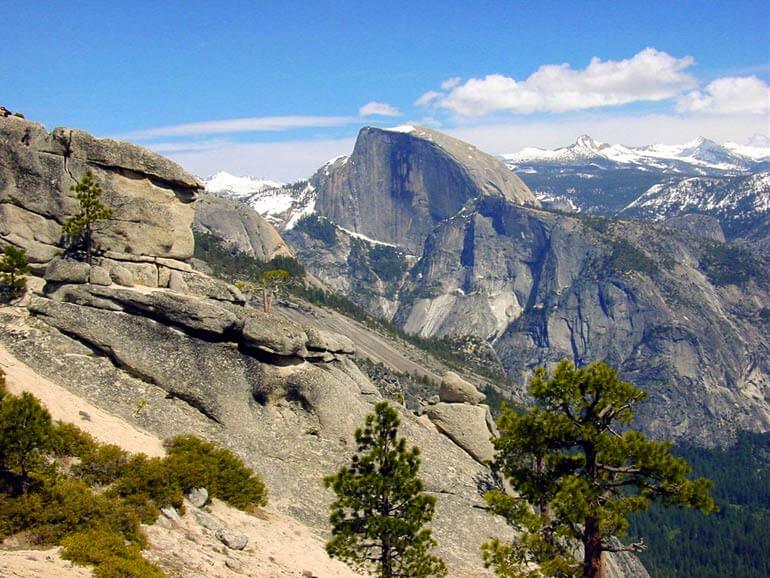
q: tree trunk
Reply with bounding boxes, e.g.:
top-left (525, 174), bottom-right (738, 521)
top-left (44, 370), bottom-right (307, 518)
top-left (380, 490), bottom-right (392, 578)
top-left (85, 222), bottom-right (92, 264)
top-left (583, 516), bottom-right (605, 578)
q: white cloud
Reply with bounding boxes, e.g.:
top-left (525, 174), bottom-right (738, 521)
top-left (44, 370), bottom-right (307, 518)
top-left (446, 113), bottom-right (767, 154)
top-left (149, 137), bottom-right (356, 182)
top-left (414, 90), bottom-right (442, 107)
top-left (418, 48), bottom-right (697, 116)
top-left (359, 101), bottom-right (402, 117)
top-left (121, 115), bottom-right (357, 139)
top-left (440, 77), bottom-right (462, 90)
top-left (676, 75), bottom-right (770, 115)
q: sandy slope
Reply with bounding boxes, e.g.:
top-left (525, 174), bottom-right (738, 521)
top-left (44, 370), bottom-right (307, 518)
top-left (0, 329), bottom-right (367, 578)
top-left (0, 343), bottom-right (165, 457)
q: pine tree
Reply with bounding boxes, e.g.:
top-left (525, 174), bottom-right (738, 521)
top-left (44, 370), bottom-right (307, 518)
top-left (62, 171), bottom-right (113, 264)
top-left (237, 269), bottom-right (291, 314)
top-left (482, 360), bottom-right (715, 578)
top-left (324, 402), bottom-right (447, 578)
top-left (0, 245), bottom-right (31, 299)
top-left (0, 387), bottom-right (54, 493)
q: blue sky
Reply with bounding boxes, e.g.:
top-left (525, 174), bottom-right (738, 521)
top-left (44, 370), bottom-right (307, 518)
top-left (4, 0), bottom-right (768, 180)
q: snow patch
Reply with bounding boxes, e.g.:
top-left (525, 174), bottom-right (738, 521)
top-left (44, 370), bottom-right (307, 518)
top-left (384, 125), bottom-right (416, 134)
top-left (203, 171), bottom-right (283, 198)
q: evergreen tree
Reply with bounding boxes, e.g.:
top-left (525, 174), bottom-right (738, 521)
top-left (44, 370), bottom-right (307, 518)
top-left (0, 388), bottom-right (54, 493)
top-left (324, 402), bottom-right (447, 578)
top-left (62, 171), bottom-right (113, 264)
top-left (482, 360), bottom-right (715, 578)
top-left (0, 245), bottom-right (31, 299)
top-left (237, 268), bottom-right (291, 314)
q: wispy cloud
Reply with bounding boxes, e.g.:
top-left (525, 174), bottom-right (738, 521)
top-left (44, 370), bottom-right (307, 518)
top-left (150, 137), bottom-right (356, 182)
top-left (359, 101), bottom-right (402, 117)
top-left (417, 48), bottom-right (697, 116)
top-left (122, 115), bottom-right (358, 139)
top-left (677, 75), bottom-right (769, 115)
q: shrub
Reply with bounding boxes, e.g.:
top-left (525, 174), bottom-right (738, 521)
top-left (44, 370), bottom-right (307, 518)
top-left (0, 490), bottom-right (46, 540)
top-left (72, 443), bottom-right (130, 485)
top-left (112, 455), bottom-right (183, 523)
top-left (37, 477), bottom-right (143, 544)
top-left (61, 529), bottom-right (166, 578)
top-left (165, 435), bottom-right (267, 510)
top-left (51, 422), bottom-right (99, 458)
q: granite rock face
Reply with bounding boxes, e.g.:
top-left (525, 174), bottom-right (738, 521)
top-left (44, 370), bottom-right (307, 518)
top-left (394, 198), bottom-right (770, 446)
top-left (194, 191), bottom-right (292, 260)
top-left (0, 115), bottom-right (200, 266)
top-left (311, 126), bottom-right (538, 254)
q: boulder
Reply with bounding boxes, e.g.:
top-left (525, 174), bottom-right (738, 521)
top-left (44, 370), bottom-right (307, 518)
top-left (168, 270), bottom-right (189, 293)
top-left (304, 326), bottom-right (355, 354)
top-left (439, 372), bottom-right (485, 405)
top-left (44, 258), bottom-right (90, 284)
top-left (109, 264), bottom-right (134, 286)
top-left (185, 487), bottom-right (209, 508)
top-left (102, 259), bottom-right (158, 287)
top-left (215, 528), bottom-right (248, 551)
top-left (181, 271), bottom-right (243, 303)
top-left (89, 265), bottom-right (112, 286)
top-left (242, 312), bottom-right (308, 357)
top-left (425, 402), bottom-right (495, 463)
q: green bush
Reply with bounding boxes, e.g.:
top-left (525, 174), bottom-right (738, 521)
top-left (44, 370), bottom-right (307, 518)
top-left (51, 422), bottom-right (99, 458)
top-left (73, 443), bottom-right (130, 485)
top-left (36, 478), bottom-right (143, 544)
top-left (166, 435), bottom-right (267, 510)
top-left (62, 529), bottom-right (166, 578)
top-left (0, 490), bottom-right (46, 540)
top-left (112, 455), bottom-right (183, 523)
top-left (0, 390), bottom-right (54, 490)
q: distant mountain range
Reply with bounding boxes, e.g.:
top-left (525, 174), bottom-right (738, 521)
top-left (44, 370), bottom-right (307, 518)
top-left (497, 136), bottom-right (770, 235)
top-left (503, 135), bottom-right (770, 174)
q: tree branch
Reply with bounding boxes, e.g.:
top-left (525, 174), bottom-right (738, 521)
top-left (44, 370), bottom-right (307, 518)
top-left (603, 538), bottom-right (646, 553)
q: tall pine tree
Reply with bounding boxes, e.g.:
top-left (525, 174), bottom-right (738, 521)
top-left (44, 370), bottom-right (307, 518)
top-left (324, 402), bottom-right (447, 578)
top-left (482, 360), bottom-right (715, 578)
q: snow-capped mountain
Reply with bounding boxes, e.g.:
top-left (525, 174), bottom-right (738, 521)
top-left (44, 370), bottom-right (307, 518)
top-left (620, 172), bottom-right (770, 241)
top-left (504, 135), bottom-right (768, 174)
top-left (202, 171), bottom-right (284, 198)
top-left (202, 162), bottom-right (342, 231)
top-left (504, 135), bottom-right (770, 215)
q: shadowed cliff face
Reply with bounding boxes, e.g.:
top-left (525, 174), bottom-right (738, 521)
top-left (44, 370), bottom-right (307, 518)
top-left (312, 126), bottom-right (537, 255)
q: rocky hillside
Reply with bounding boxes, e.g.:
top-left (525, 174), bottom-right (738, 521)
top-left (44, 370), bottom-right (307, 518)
top-left (0, 115), bottom-right (650, 577)
top-left (228, 125), bottom-right (770, 448)
top-left (194, 191), bottom-right (292, 260)
top-left (393, 200), bottom-right (770, 446)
